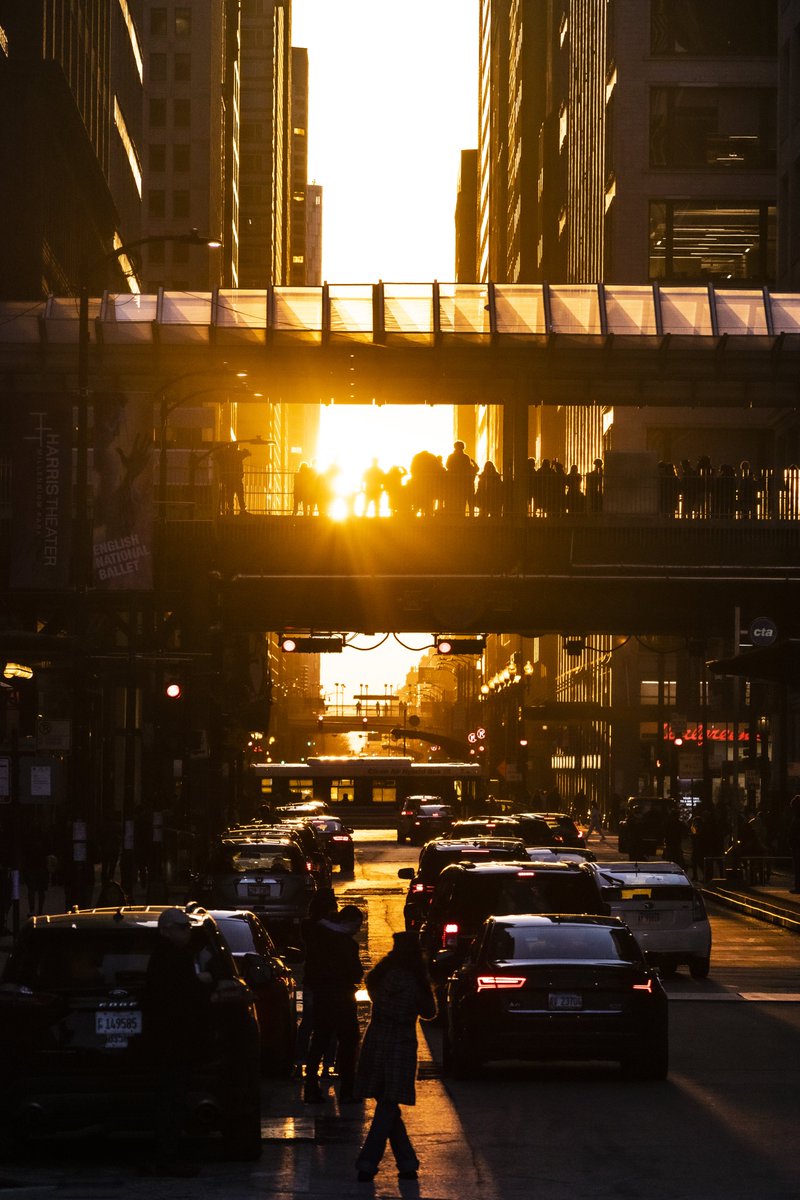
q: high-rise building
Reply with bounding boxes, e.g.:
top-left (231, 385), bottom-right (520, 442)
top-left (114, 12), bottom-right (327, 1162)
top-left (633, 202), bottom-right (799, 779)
top-left (455, 149), bottom-right (478, 282)
top-left (238, 0), bottom-right (291, 287)
top-left (138, 1), bottom-right (239, 291)
top-left (778, 0), bottom-right (800, 287)
top-left (290, 46), bottom-right (309, 285)
top-left (305, 182), bottom-right (323, 285)
top-left (0, 0), bottom-right (145, 298)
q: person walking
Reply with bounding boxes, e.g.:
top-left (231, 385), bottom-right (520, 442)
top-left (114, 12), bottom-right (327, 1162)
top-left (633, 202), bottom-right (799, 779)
top-left (354, 932), bottom-right (436, 1183)
top-left (585, 802), bottom-right (606, 844)
top-left (303, 903), bottom-right (364, 1104)
top-left (294, 887), bottom-right (339, 1080)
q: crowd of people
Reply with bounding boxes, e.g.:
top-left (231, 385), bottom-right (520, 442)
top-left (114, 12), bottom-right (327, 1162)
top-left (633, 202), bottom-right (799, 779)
top-left (287, 448), bottom-right (798, 521)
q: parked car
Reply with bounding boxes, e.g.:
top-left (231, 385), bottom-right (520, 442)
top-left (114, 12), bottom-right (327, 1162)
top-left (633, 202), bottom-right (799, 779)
top-left (0, 906), bottom-right (262, 1159)
top-left (307, 815), bottom-right (355, 874)
top-left (449, 816), bottom-right (534, 841)
top-left (418, 859), bottom-right (607, 1004)
top-left (442, 914), bottom-right (668, 1080)
top-left (206, 908), bottom-right (300, 1075)
top-left (588, 860), bottom-right (712, 978)
top-left (194, 835), bottom-right (316, 946)
top-left (226, 821), bottom-right (333, 889)
top-left (397, 797), bottom-right (455, 845)
top-left (398, 837), bottom-right (528, 931)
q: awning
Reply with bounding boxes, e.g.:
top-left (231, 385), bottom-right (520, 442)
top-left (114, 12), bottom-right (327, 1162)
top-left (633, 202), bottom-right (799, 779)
top-left (707, 640), bottom-right (800, 685)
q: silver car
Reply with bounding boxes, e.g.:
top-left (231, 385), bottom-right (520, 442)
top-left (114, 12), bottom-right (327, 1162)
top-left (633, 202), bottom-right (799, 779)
top-left (590, 860), bottom-right (712, 979)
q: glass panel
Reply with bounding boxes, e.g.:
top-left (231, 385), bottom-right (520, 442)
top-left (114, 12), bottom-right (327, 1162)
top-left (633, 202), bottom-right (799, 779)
top-left (329, 284), bottom-right (373, 334)
top-left (659, 287), bottom-right (713, 334)
top-left (603, 285), bottom-right (657, 334)
top-left (273, 287), bottom-right (322, 331)
top-left (438, 284), bottom-right (491, 334)
top-left (493, 285), bottom-right (546, 333)
top-left (649, 202), bottom-right (775, 283)
top-left (650, 0), bottom-right (777, 56)
top-left (100, 293), bottom-right (158, 342)
top-left (650, 87), bottom-right (776, 170)
top-left (548, 285), bottom-right (602, 334)
top-left (713, 289), bottom-right (768, 335)
top-left (769, 295), bottom-right (800, 334)
top-left (159, 292), bottom-right (212, 325)
top-left (215, 289), bottom-right (267, 330)
top-left (383, 284), bottom-right (434, 334)
top-left (0, 301), bottom-right (47, 343)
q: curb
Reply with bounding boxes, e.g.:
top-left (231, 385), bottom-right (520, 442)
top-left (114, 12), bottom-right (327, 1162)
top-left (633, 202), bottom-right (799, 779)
top-left (702, 883), bottom-right (800, 933)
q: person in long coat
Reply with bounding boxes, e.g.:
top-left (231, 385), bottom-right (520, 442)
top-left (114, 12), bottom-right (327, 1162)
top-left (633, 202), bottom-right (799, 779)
top-left (354, 932), bottom-right (436, 1182)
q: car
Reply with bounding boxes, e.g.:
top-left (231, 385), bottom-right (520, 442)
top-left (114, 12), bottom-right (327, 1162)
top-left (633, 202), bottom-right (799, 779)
top-left (226, 821), bottom-right (333, 888)
top-left (206, 908), bottom-right (301, 1076)
top-left (442, 914), bottom-right (668, 1080)
top-left (274, 801), bottom-right (330, 819)
top-left (307, 815), bottom-right (355, 874)
top-left (526, 846), bottom-right (597, 864)
top-left (397, 837), bottom-right (529, 931)
top-left (617, 796), bottom-right (674, 857)
top-left (397, 796), bottom-right (455, 845)
top-left (588, 860), bottom-right (712, 978)
top-left (0, 905), bottom-right (262, 1159)
top-left (523, 811), bottom-right (587, 849)
top-left (418, 859), bottom-right (607, 1003)
top-left (449, 816), bottom-right (537, 842)
top-left (194, 835), bottom-right (316, 945)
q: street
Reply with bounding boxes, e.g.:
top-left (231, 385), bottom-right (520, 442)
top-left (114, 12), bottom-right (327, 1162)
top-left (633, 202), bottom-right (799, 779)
top-left (1, 831), bottom-right (800, 1199)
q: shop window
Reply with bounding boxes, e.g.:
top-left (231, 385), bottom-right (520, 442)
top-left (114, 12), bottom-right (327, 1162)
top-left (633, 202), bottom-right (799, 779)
top-left (650, 0), bottom-right (777, 57)
top-left (649, 201), bottom-right (775, 282)
top-left (650, 87), bottom-right (776, 169)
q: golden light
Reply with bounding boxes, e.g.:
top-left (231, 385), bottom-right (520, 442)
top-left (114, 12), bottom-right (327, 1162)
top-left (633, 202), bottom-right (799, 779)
top-left (3, 662), bottom-right (33, 680)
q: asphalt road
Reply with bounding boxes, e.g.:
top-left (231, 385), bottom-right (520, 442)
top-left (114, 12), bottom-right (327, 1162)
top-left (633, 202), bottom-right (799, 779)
top-left (1, 831), bottom-right (800, 1199)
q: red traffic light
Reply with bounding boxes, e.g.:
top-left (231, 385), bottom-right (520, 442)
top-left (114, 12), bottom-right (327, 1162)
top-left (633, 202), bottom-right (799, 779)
top-left (164, 679), bottom-right (183, 699)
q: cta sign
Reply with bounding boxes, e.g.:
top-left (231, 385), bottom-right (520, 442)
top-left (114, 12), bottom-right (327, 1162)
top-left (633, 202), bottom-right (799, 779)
top-left (748, 618), bottom-right (778, 647)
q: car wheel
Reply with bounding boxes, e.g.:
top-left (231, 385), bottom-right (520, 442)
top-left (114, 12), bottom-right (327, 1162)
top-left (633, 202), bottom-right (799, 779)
top-left (222, 1102), bottom-right (263, 1161)
top-left (689, 955), bottom-right (710, 980)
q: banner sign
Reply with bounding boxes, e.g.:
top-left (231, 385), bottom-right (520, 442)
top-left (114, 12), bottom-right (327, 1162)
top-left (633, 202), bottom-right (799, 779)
top-left (91, 392), bottom-right (154, 590)
top-left (8, 398), bottom-right (72, 588)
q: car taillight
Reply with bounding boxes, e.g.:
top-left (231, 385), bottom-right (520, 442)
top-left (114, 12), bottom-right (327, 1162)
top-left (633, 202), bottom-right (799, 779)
top-left (442, 922), bottom-right (459, 949)
top-left (692, 889), bottom-right (706, 921)
top-left (476, 975), bottom-right (526, 992)
top-left (632, 979), bottom-right (654, 993)
top-left (401, 810), bottom-right (413, 817)
top-left (305, 860), bottom-right (314, 873)
top-left (412, 883), bottom-right (426, 893)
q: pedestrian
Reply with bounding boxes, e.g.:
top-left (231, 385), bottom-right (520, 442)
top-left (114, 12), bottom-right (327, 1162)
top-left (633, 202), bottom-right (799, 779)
top-left (303, 903), bottom-right (364, 1104)
top-left (217, 440), bottom-right (250, 515)
top-left (294, 887), bottom-right (339, 1080)
top-left (662, 803), bottom-right (686, 868)
top-left (788, 795), bottom-right (800, 893)
top-left (585, 802), bottom-right (606, 843)
top-left (443, 440), bottom-right (478, 515)
top-left (142, 908), bottom-right (214, 1176)
top-left (625, 804), bottom-right (647, 861)
top-left (354, 931), bottom-right (436, 1183)
top-left (362, 458), bottom-right (385, 517)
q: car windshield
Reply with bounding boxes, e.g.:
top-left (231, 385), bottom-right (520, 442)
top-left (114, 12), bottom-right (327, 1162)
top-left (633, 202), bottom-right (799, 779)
top-left (311, 818), bottom-right (344, 833)
top-left (2, 927), bottom-right (203, 992)
top-left (215, 919), bottom-right (257, 954)
top-left (232, 844), bottom-right (301, 873)
top-left (419, 805), bottom-right (451, 817)
top-left (488, 922), bottom-right (641, 963)
top-left (451, 870), bottom-right (599, 924)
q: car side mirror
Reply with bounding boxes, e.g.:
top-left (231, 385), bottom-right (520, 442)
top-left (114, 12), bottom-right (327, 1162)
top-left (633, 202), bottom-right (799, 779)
top-left (397, 867), bottom-right (415, 880)
top-left (239, 952), bottom-right (275, 987)
top-left (345, 826), bottom-right (354, 834)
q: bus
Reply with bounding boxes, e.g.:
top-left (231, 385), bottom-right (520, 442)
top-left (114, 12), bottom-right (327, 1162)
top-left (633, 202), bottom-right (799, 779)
top-left (252, 756), bottom-right (484, 820)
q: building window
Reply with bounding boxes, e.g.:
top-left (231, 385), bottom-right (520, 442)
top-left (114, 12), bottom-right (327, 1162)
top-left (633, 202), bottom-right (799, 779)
top-left (150, 144), bottom-right (166, 172)
top-left (640, 680), bottom-right (677, 706)
top-left (149, 98), bottom-right (166, 127)
top-left (173, 144), bottom-right (190, 172)
top-left (175, 7), bottom-right (192, 36)
top-left (174, 98), bottom-right (191, 127)
top-left (150, 7), bottom-right (167, 35)
top-left (649, 201), bottom-right (776, 282)
top-left (148, 190), bottom-right (166, 219)
top-left (650, 88), bottom-right (777, 169)
top-left (172, 190), bottom-right (190, 219)
top-left (650, 0), bottom-right (777, 57)
top-left (149, 53), bottom-right (166, 82)
top-left (174, 53), bottom-right (191, 83)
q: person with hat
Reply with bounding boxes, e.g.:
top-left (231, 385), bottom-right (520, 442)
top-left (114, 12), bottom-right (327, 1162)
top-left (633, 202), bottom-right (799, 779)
top-left (354, 932), bottom-right (436, 1183)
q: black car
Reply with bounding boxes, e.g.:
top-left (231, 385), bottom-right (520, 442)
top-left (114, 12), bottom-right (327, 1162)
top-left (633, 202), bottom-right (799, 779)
top-left (449, 815), bottom-right (558, 846)
top-left (0, 906), bottom-right (262, 1159)
top-left (194, 835), bottom-right (316, 945)
top-left (308, 815), bottom-right (355, 874)
top-left (418, 859), bottom-right (607, 1002)
top-left (522, 812), bottom-right (587, 849)
top-left (397, 797), bottom-right (455, 845)
top-left (442, 914), bottom-right (668, 1080)
top-left (207, 908), bottom-right (300, 1076)
top-left (398, 837), bottom-right (528, 932)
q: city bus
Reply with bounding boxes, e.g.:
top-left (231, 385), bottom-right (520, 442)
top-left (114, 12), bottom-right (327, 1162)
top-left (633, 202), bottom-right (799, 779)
top-left (252, 756), bottom-right (484, 819)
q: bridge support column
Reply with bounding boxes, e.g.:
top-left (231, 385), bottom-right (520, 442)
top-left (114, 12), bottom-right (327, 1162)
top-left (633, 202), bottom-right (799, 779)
top-left (502, 380), bottom-right (530, 517)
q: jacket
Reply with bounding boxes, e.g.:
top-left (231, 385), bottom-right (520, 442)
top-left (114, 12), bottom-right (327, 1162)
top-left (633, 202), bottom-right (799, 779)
top-left (355, 963), bottom-right (436, 1105)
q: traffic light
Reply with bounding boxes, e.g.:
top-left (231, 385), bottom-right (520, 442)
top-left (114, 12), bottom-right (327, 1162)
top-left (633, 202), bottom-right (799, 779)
top-left (434, 636), bottom-right (486, 655)
top-left (164, 678), bottom-right (183, 700)
top-left (279, 634), bottom-right (344, 653)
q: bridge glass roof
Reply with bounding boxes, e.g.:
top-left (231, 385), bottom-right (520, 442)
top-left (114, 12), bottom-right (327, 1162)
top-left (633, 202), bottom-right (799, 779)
top-left (1, 283), bottom-right (798, 347)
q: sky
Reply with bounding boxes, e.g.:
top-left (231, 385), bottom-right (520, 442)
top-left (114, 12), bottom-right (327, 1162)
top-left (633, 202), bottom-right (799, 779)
top-left (290, 1), bottom-right (480, 703)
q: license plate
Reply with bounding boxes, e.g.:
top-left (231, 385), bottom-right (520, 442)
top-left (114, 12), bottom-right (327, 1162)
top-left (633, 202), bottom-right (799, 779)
top-left (638, 911), bottom-right (661, 923)
top-left (548, 992), bottom-right (582, 1011)
top-left (96, 1011), bottom-right (142, 1036)
top-left (247, 883), bottom-right (276, 898)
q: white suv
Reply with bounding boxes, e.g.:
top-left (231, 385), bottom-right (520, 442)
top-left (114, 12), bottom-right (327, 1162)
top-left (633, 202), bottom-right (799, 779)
top-left (590, 860), bottom-right (712, 980)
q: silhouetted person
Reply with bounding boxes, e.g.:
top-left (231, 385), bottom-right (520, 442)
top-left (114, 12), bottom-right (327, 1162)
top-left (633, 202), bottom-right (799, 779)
top-left (585, 458), bottom-right (603, 513)
top-left (362, 459), bottom-right (385, 516)
top-left (217, 440), bottom-right (250, 515)
top-left (444, 441), bottom-right (478, 515)
top-left (293, 462), bottom-right (317, 515)
top-left (475, 461), bottom-right (503, 516)
top-left (303, 904), bottom-right (364, 1104)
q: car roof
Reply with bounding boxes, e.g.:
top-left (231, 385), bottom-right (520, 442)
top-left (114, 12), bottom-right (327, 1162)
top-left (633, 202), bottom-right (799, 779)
top-left (440, 859), bottom-right (585, 876)
top-left (487, 914), bottom-right (625, 929)
top-left (25, 905), bottom-right (212, 930)
top-left (423, 837), bottom-right (524, 851)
